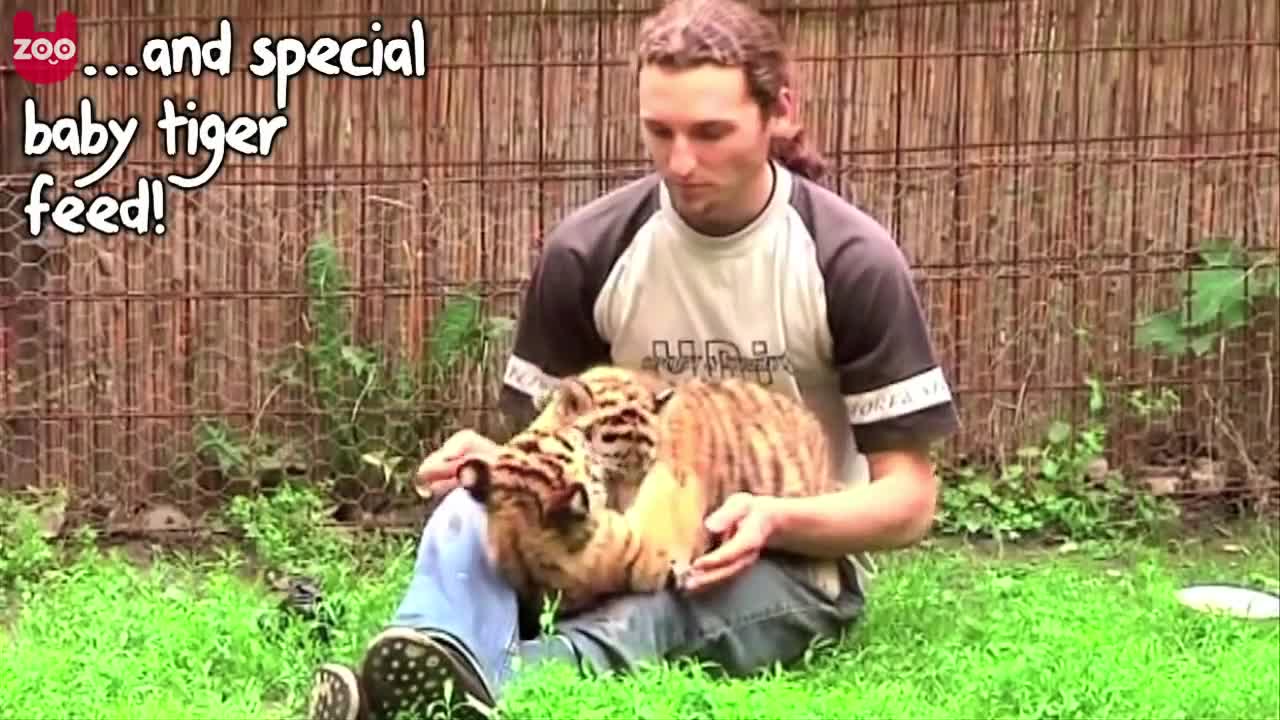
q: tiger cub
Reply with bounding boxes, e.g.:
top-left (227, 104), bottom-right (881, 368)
top-left (524, 365), bottom-right (675, 511)
top-left (413, 365), bottom-right (669, 508)
top-left (455, 415), bottom-right (681, 615)
top-left (477, 366), bottom-right (846, 606)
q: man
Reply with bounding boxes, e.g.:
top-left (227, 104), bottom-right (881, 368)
top-left (307, 1), bottom-right (959, 718)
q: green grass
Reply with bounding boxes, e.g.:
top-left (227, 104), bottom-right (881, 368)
top-left (2, 523), bottom-right (1277, 720)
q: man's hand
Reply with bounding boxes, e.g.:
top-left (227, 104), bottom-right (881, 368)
top-left (413, 429), bottom-right (500, 499)
top-left (677, 447), bottom-right (940, 592)
top-left (681, 492), bottom-right (780, 593)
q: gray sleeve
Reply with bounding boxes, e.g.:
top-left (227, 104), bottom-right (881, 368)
top-left (800, 183), bottom-right (960, 454)
top-left (496, 175), bottom-right (660, 436)
top-left (497, 236), bottom-right (611, 434)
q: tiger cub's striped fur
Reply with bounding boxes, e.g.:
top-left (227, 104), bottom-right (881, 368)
top-left (525, 365), bottom-right (675, 511)
top-left (468, 366), bottom-right (845, 609)
top-left (456, 415), bottom-right (681, 615)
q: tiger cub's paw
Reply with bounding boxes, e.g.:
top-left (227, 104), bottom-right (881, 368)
top-left (628, 548), bottom-right (678, 594)
top-left (666, 559), bottom-right (695, 593)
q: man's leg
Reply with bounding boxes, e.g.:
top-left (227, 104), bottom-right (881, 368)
top-left (514, 553), bottom-right (866, 682)
top-left (308, 486), bottom-right (865, 719)
top-left (308, 488), bottom-right (529, 720)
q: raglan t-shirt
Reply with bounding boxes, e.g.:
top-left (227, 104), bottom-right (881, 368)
top-left (499, 161), bottom-right (960, 586)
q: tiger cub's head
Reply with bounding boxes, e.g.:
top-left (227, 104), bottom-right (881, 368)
top-left (530, 365), bottom-right (677, 481)
top-left (456, 425), bottom-right (610, 549)
top-left (530, 365), bottom-right (672, 427)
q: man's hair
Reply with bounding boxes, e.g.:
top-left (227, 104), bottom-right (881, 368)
top-left (635, 0), bottom-right (829, 183)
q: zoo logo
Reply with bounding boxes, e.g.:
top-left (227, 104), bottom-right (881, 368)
top-left (11, 10), bottom-right (79, 85)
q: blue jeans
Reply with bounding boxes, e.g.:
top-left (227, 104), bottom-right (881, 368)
top-left (389, 488), bottom-right (867, 700)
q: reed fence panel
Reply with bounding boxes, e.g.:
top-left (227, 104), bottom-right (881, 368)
top-left (1, 0), bottom-right (1276, 530)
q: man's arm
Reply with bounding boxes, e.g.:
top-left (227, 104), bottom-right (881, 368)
top-left (494, 237), bottom-right (612, 442)
top-left (762, 446), bottom-right (940, 557)
top-left (690, 440), bottom-right (946, 589)
top-left (418, 178), bottom-right (658, 498)
top-left (494, 177), bottom-right (659, 439)
top-left (416, 234), bottom-right (614, 498)
top-left (688, 228), bottom-right (958, 592)
top-left (765, 216), bottom-right (958, 557)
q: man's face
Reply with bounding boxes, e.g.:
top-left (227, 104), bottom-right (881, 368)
top-left (638, 63), bottom-right (778, 233)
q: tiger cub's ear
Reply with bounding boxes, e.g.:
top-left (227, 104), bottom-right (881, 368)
top-left (554, 378), bottom-right (595, 420)
top-left (457, 458), bottom-right (493, 502)
top-left (544, 481), bottom-right (591, 528)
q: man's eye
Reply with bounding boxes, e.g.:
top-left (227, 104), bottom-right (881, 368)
top-left (693, 125), bottom-right (731, 141)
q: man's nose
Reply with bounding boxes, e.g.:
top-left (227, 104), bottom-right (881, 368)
top-left (668, 136), bottom-right (696, 178)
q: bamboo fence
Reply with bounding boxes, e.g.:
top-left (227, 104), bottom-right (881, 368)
top-left (0, 0), bottom-right (1276, 529)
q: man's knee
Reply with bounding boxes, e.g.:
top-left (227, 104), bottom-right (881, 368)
top-left (676, 555), bottom-right (864, 676)
top-left (429, 486), bottom-right (487, 527)
top-left (418, 487), bottom-right (486, 539)
top-left (405, 487), bottom-right (492, 581)
top-left (549, 555), bottom-right (864, 679)
top-left (390, 488), bottom-right (523, 659)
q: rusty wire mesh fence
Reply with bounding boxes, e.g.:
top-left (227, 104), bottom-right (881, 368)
top-left (1, 0), bottom-right (1277, 535)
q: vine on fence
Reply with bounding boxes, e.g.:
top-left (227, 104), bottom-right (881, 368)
top-left (1135, 236), bottom-right (1279, 357)
top-left (185, 232), bottom-right (513, 508)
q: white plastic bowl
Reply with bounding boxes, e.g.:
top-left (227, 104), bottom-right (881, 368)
top-left (1175, 584), bottom-right (1280, 620)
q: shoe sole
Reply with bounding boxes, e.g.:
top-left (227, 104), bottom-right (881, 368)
top-left (361, 627), bottom-right (494, 720)
top-left (308, 663), bottom-right (362, 720)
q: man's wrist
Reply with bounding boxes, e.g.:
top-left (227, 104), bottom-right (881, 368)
top-left (760, 494), bottom-right (806, 549)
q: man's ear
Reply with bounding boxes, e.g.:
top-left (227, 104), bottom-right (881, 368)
top-left (769, 86), bottom-right (797, 128)
top-left (456, 458), bottom-right (493, 503)
top-left (545, 482), bottom-right (591, 527)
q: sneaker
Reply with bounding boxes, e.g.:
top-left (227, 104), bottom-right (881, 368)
top-left (360, 627), bottom-right (495, 720)
top-left (307, 663), bottom-right (364, 720)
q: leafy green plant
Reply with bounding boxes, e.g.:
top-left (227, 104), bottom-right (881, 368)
top-left (936, 378), bottom-right (1180, 542)
top-left (1136, 236), bottom-right (1279, 357)
top-left (221, 482), bottom-right (351, 577)
top-left (0, 491), bottom-right (59, 591)
top-left (176, 232), bottom-right (514, 502)
top-left (186, 418), bottom-right (305, 486)
top-left (0, 488), bottom-right (99, 598)
top-left (274, 232), bottom-right (512, 495)
top-left (277, 233), bottom-right (431, 491)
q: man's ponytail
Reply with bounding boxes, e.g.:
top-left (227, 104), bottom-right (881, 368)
top-left (769, 127), bottom-right (829, 183)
